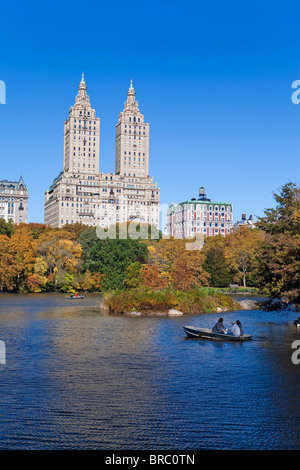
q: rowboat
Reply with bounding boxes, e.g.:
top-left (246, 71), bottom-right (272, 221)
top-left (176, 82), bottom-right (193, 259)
top-left (183, 326), bottom-right (252, 341)
top-left (66, 295), bottom-right (84, 299)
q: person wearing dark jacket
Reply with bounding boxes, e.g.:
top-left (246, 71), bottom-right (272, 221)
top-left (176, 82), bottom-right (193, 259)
top-left (212, 318), bottom-right (227, 334)
top-left (236, 320), bottom-right (243, 336)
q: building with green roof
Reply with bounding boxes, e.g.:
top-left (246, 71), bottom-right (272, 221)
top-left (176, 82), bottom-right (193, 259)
top-left (166, 187), bottom-right (233, 239)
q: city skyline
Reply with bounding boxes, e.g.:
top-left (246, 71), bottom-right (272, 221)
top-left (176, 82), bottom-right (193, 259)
top-left (1, 1), bottom-right (300, 226)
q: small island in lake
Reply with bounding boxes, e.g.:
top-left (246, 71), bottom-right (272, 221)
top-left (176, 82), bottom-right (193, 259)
top-left (101, 287), bottom-right (242, 315)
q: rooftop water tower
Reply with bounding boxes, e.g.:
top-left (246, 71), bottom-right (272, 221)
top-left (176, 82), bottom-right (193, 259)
top-left (198, 186), bottom-right (210, 201)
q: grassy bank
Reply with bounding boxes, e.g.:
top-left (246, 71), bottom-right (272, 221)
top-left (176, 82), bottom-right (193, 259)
top-left (213, 287), bottom-right (260, 294)
top-left (102, 287), bottom-right (240, 315)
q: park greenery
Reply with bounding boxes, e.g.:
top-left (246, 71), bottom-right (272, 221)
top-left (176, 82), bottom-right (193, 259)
top-left (0, 182), bottom-right (298, 310)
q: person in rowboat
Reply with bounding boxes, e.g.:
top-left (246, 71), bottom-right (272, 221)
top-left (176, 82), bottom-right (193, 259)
top-left (227, 322), bottom-right (241, 337)
top-left (236, 320), bottom-right (243, 336)
top-left (212, 318), bottom-right (227, 334)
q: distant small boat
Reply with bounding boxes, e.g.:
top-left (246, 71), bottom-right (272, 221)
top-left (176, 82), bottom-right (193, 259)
top-left (294, 317), bottom-right (300, 328)
top-left (66, 295), bottom-right (84, 299)
top-left (183, 326), bottom-right (252, 341)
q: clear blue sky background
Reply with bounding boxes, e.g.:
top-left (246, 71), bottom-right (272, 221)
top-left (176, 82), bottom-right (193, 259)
top-left (0, 0), bottom-right (299, 225)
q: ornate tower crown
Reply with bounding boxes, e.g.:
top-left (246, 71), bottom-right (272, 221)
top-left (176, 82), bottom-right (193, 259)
top-left (74, 73), bottom-right (90, 108)
top-left (124, 79), bottom-right (139, 111)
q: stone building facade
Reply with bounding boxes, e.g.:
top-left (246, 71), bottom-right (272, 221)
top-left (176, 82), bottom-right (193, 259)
top-left (0, 176), bottom-right (28, 224)
top-left (166, 187), bottom-right (233, 239)
top-left (115, 80), bottom-right (149, 178)
top-left (44, 77), bottom-right (160, 229)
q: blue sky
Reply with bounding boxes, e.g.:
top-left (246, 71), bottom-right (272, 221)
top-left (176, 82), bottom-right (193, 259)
top-left (0, 0), bottom-right (299, 224)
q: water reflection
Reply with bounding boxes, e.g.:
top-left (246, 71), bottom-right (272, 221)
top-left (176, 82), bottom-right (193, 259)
top-left (0, 294), bottom-right (299, 449)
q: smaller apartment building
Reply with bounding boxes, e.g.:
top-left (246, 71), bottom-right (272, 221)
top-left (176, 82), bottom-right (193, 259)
top-left (166, 187), bottom-right (233, 239)
top-left (0, 176), bottom-right (28, 224)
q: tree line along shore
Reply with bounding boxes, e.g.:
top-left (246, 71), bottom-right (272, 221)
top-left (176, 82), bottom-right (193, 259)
top-left (0, 182), bottom-right (298, 313)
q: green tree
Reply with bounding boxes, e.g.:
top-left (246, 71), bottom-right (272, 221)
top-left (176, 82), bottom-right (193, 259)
top-left (123, 262), bottom-right (142, 289)
top-left (256, 182), bottom-right (300, 305)
top-left (83, 238), bottom-right (148, 291)
top-left (202, 236), bottom-right (233, 287)
top-left (0, 218), bottom-right (14, 237)
top-left (257, 182), bottom-right (300, 235)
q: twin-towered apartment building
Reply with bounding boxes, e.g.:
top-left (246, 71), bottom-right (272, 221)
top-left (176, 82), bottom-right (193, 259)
top-left (44, 76), bottom-right (160, 229)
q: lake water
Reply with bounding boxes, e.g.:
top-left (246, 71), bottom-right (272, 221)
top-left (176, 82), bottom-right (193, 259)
top-left (0, 293), bottom-right (299, 450)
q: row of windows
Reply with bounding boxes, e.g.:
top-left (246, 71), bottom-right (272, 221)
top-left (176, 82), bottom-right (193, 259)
top-left (124, 152), bottom-right (145, 156)
top-left (128, 117), bottom-right (141, 123)
top-left (74, 131), bottom-right (96, 135)
top-left (0, 197), bottom-right (23, 201)
top-left (73, 153), bottom-right (95, 157)
top-left (74, 119), bottom-right (96, 124)
top-left (125, 125), bottom-right (145, 129)
top-left (73, 164), bottom-right (95, 167)
top-left (73, 144), bottom-right (95, 150)
top-left (74, 125), bottom-right (96, 130)
top-left (192, 228), bottom-right (229, 234)
top-left (124, 158), bottom-right (145, 162)
top-left (124, 172), bottom-right (147, 177)
top-left (191, 205), bottom-right (231, 212)
top-left (124, 130), bottom-right (146, 135)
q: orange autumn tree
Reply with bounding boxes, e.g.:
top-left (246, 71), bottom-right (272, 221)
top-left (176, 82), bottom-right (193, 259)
top-left (0, 235), bottom-right (18, 290)
top-left (0, 228), bottom-right (35, 291)
top-left (139, 264), bottom-right (168, 290)
top-left (147, 238), bottom-right (187, 286)
top-left (171, 250), bottom-right (210, 291)
top-left (80, 270), bottom-right (103, 291)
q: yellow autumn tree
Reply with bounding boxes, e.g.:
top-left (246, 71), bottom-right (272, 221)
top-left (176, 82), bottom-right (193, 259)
top-left (38, 237), bottom-right (83, 288)
top-left (224, 226), bottom-right (265, 288)
top-left (0, 229), bottom-right (35, 291)
top-left (147, 239), bottom-right (187, 284)
top-left (26, 256), bottom-right (49, 292)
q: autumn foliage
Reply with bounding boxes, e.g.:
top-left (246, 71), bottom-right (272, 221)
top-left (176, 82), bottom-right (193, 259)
top-left (0, 182), bottom-right (298, 307)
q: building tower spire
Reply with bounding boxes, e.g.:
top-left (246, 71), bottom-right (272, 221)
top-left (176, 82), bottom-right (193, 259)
top-left (115, 81), bottom-right (149, 178)
top-left (75, 72), bottom-right (89, 105)
top-left (63, 76), bottom-right (100, 174)
top-left (125, 79), bottom-right (137, 108)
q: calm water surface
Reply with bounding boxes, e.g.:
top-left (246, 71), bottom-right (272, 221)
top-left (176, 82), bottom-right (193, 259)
top-left (0, 293), bottom-right (299, 450)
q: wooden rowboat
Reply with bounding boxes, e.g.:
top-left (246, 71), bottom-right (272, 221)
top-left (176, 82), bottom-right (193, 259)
top-left (66, 295), bottom-right (84, 299)
top-left (183, 326), bottom-right (252, 341)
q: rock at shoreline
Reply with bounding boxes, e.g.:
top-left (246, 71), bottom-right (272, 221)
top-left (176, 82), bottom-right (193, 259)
top-left (168, 309), bottom-right (183, 316)
top-left (238, 299), bottom-right (258, 310)
top-left (126, 309), bottom-right (184, 316)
